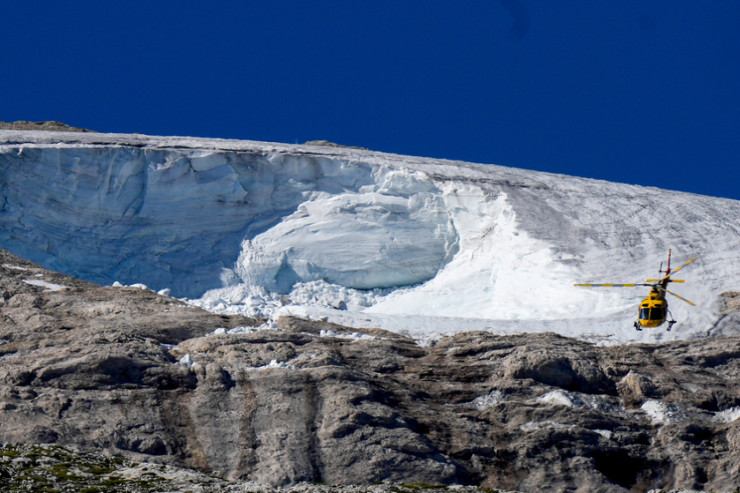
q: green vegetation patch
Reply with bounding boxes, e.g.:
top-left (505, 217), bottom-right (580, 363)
top-left (0, 444), bottom-right (173, 492)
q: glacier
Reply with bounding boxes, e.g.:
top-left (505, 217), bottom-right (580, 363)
top-left (1, 130), bottom-right (739, 345)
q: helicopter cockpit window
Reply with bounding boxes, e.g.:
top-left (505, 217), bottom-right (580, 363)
top-left (640, 307), bottom-right (666, 320)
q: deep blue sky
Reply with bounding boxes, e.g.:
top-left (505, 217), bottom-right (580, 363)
top-left (2, 1), bottom-right (738, 200)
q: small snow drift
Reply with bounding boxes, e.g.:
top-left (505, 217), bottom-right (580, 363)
top-left (1, 130), bottom-right (739, 344)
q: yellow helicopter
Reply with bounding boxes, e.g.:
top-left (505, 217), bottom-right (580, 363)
top-left (574, 250), bottom-right (696, 331)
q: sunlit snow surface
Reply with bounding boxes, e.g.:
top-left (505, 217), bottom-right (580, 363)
top-left (1, 130), bottom-right (739, 345)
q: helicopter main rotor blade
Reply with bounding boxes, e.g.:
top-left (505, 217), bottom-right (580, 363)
top-left (573, 283), bottom-right (649, 287)
top-left (656, 286), bottom-right (696, 306)
top-left (663, 257), bottom-right (697, 280)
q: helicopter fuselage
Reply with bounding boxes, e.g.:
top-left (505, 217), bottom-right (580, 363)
top-left (637, 288), bottom-right (668, 328)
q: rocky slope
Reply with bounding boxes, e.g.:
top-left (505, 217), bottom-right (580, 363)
top-left (1, 248), bottom-right (739, 492)
top-left (0, 120), bottom-right (93, 132)
top-left (3, 444), bottom-right (513, 493)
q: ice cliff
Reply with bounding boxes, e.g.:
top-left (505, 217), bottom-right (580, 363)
top-left (1, 130), bottom-right (739, 344)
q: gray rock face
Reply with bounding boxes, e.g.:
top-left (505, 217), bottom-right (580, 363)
top-left (0, 444), bottom-right (518, 493)
top-left (1, 249), bottom-right (739, 492)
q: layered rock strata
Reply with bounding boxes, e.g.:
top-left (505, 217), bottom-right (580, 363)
top-left (1, 249), bottom-right (739, 492)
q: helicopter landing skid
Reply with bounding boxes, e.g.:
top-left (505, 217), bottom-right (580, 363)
top-left (633, 320), bottom-right (676, 331)
top-left (665, 310), bottom-right (677, 331)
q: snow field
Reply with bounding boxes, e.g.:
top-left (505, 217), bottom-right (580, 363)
top-left (1, 130), bottom-right (739, 345)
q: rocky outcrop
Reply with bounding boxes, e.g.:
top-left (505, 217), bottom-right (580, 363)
top-left (1, 444), bottom-right (519, 493)
top-left (718, 292), bottom-right (740, 317)
top-left (0, 120), bottom-right (93, 132)
top-left (707, 291), bottom-right (740, 337)
top-left (1, 249), bottom-right (739, 492)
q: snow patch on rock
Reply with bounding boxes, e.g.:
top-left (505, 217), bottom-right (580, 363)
top-left (713, 406), bottom-right (740, 424)
top-left (22, 279), bottom-right (67, 291)
top-left (467, 390), bottom-right (506, 410)
top-left (640, 400), bottom-right (688, 425)
top-left (247, 359), bottom-right (298, 371)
